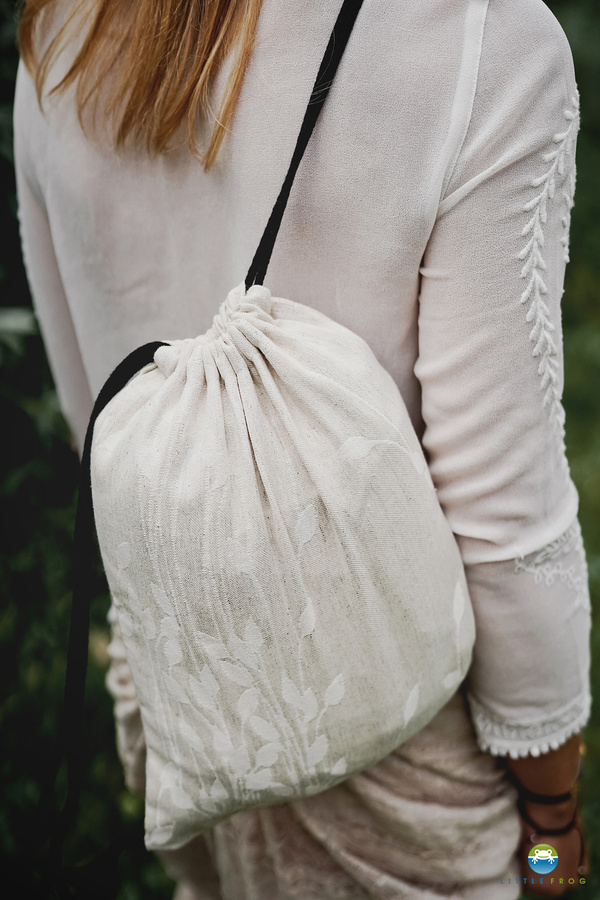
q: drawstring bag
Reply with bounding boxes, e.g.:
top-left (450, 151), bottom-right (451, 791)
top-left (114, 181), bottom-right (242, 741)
top-left (66, 0), bottom-right (475, 853)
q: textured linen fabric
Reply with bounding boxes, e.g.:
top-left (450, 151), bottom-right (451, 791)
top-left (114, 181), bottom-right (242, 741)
top-left (159, 690), bottom-right (523, 900)
top-left (13, 0), bottom-right (592, 891)
top-left (91, 281), bottom-right (476, 850)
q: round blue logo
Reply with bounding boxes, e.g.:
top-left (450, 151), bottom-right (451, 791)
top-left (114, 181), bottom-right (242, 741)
top-left (528, 844), bottom-right (558, 874)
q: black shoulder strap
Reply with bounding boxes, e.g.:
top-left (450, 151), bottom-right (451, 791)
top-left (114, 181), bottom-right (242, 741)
top-left (245, 0), bottom-right (365, 289)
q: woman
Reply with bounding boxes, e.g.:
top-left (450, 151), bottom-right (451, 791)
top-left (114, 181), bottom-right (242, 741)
top-left (14, 0), bottom-right (591, 897)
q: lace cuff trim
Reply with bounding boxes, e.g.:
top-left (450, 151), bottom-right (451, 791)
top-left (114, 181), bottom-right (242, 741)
top-left (467, 689), bottom-right (591, 759)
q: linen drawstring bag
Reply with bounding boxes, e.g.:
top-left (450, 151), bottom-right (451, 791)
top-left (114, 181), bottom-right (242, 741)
top-left (64, 0), bottom-right (475, 853)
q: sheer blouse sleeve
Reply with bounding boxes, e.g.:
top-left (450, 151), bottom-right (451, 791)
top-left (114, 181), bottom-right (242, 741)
top-left (416, 0), bottom-right (591, 757)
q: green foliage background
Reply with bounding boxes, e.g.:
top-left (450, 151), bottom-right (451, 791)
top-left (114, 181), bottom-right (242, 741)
top-left (0, 1), bottom-right (598, 898)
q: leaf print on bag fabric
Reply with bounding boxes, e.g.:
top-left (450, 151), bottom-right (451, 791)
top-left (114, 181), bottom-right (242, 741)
top-left (307, 734), bottom-right (329, 766)
top-left (118, 610), bottom-right (135, 639)
top-left (298, 598), bottom-right (316, 637)
top-left (403, 683), bottom-right (420, 725)
top-left (220, 660), bottom-right (254, 687)
top-left (332, 757), bottom-right (347, 776)
top-left (338, 435), bottom-right (427, 476)
top-left (151, 582), bottom-right (176, 617)
top-left (295, 504), bottom-right (318, 550)
top-left (249, 716), bottom-right (280, 743)
top-left (210, 778), bottom-right (228, 802)
top-left (245, 768), bottom-right (274, 791)
top-left (281, 675), bottom-right (303, 709)
top-left (188, 673), bottom-right (218, 713)
top-left (198, 664), bottom-right (220, 696)
top-left (163, 672), bottom-right (192, 705)
top-left (255, 743), bottom-right (281, 768)
top-left (282, 677), bottom-right (318, 722)
top-left (163, 637), bottom-right (183, 667)
top-left (159, 762), bottom-right (195, 811)
top-left (229, 634), bottom-right (259, 669)
top-left (229, 746), bottom-right (251, 776)
top-left (197, 632), bottom-right (230, 659)
top-left (243, 618), bottom-right (264, 650)
top-left (139, 607), bottom-right (157, 640)
top-left (443, 670), bottom-right (462, 690)
top-left (300, 690), bottom-right (318, 723)
top-left (237, 688), bottom-right (259, 722)
top-left (324, 674), bottom-right (345, 707)
top-left (212, 726), bottom-right (234, 756)
top-left (160, 616), bottom-right (180, 637)
top-left (178, 718), bottom-right (206, 755)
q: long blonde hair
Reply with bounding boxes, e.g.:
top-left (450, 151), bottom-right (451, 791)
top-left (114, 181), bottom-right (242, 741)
top-left (18, 0), bottom-right (264, 169)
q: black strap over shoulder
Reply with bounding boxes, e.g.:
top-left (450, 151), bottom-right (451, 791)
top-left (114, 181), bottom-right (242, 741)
top-left (245, 0), bottom-right (365, 289)
top-left (53, 0), bottom-right (365, 882)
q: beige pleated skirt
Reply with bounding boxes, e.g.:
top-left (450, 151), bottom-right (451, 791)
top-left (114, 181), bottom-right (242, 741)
top-left (156, 687), bottom-right (522, 900)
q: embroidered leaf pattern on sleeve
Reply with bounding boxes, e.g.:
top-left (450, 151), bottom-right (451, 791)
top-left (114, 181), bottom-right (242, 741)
top-left (518, 94), bottom-right (580, 466)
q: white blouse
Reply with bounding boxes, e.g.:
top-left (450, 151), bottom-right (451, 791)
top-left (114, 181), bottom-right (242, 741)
top-left (14, 0), bottom-right (591, 758)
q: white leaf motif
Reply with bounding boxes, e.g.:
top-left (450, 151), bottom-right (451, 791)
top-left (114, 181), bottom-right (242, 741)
top-left (151, 582), bottom-right (174, 616)
top-left (332, 757), bottom-right (347, 776)
top-left (160, 616), bottom-right (180, 638)
top-left (403, 683), bottom-right (420, 725)
top-left (140, 608), bottom-right (157, 640)
top-left (198, 633), bottom-right (230, 659)
top-left (255, 743), bottom-right (281, 768)
top-left (246, 768), bottom-right (273, 791)
top-left (295, 504), bottom-right (318, 549)
top-left (212, 726), bottom-right (233, 756)
top-left (299, 598), bottom-right (316, 637)
top-left (238, 688), bottom-right (259, 722)
top-left (188, 673), bottom-right (217, 712)
top-left (281, 676), bottom-right (303, 709)
top-left (163, 673), bottom-right (191, 705)
top-left (244, 619), bottom-right (264, 650)
top-left (220, 660), bottom-right (253, 687)
top-left (443, 670), bottom-right (462, 690)
top-left (160, 763), bottom-right (194, 810)
top-left (249, 716), bottom-right (280, 742)
top-left (282, 678), bottom-right (318, 722)
top-left (338, 436), bottom-right (378, 460)
top-left (307, 734), bottom-right (328, 766)
top-left (178, 718), bottom-right (205, 754)
top-left (164, 637), bottom-right (183, 666)
top-left (199, 664), bottom-right (220, 697)
top-left (210, 778), bottom-right (228, 802)
top-left (230, 635), bottom-right (258, 669)
top-left (324, 674), bottom-right (345, 707)
top-left (302, 689), bottom-right (318, 723)
top-left (229, 746), bottom-right (251, 776)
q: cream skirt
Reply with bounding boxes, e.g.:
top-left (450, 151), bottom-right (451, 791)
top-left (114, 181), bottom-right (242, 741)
top-left (153, 688), bottom-right (522, 900)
